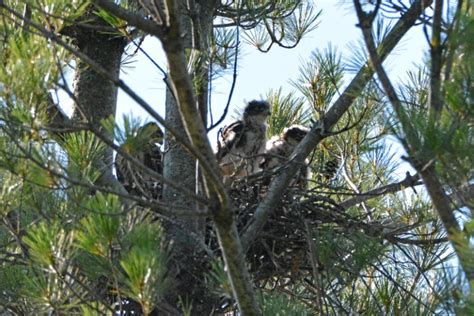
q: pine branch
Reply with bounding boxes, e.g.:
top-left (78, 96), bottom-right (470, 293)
top-left (354, 0), bottom-right (474, 281)
top-left (241, 0), bottom-right (435, 253)
top-left (54, 76), bottom-right (210, 206)
top-left (44, 91), bottom-right (132, 198)
top-left (161, 0), bottom-right (259, 313)
top-left (450, 183), bottom-right (474, 209)
top-left (0, 2), bottom-right (222, 195)
top-left (92, 0), bottom-right (164, 37)
top-left (340, 172), bottom-right (421, 209)
top-left (0, 126), bottom-right (194, 217)
top-left (429, 0), bottom-right (444, 115)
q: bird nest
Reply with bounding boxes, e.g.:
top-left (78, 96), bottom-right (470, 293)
top-left (208, 174), bottom-right (345, 285)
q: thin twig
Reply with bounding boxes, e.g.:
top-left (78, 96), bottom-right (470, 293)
top-left (304, 221), bottom-right (325, 314)
top-left (207, 24), bottom-right (240, 131)
top-left (0, 3), bottom-right (222, 197)
top-left (241, 0), bottom-right (435, 252)
top-left (354, 0), bottom-right (472, 281)
top-left (429, 0), bottom-right (444, 115)
top-left (340, 172), bottom-right (421, 209)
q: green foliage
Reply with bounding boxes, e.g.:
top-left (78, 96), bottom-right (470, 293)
top-left (22, 268), bottom-right (87, 314)
top-left (390, 5), bottom-right (473, 285)
top-left (292, 45), bottom-right (344, 116)
top-left (206, 259), bottom-right (234, 299)
top-left (95, 9), bottom-right (127, 34)
top-left (211, 27), bottom-right (238, 75)
top-left (62, 131), bottom-right (105, 183)
top-left (266, 88), bottom-right (311, 136)
top-left (76, 193), bottom-right (121, 257)
top-left (0, 0), bottom-right (472, 314)
top-left (0, 172), bottom-right (25, 216)
top-left (242, 1), bottom-right (320, 52)
top-left (24, 221), bottom-right (73, 269)
top-left (106, 114), bottom-right (162, 154)
top-left (0, 266), bottom-right (31, 313)
top-left (345, 17), bottom-right (394, 74)
top-left (120, 222), bottom-right (170, 314)
top-left (0, 33), bottom-right (58, 99)
top-left (260, 291), bottom-right (314, 315)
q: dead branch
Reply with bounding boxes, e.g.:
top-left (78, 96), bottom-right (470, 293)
top-left (241, 0), bottom-right (435, 253)
top-left (340, 172), bottom-right (421, 209)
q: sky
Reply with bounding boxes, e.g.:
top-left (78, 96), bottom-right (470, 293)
top-left (58, 0), bottom-right (430, 172)
top-left (115, 0), bottom-right (428, 126)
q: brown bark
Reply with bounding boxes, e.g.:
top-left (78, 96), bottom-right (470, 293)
top-left (160, 0), bottom-right (259, 313)
top-left (61, 9), bottom-right (127, 186)
top-left (241, 0), bottom-right (435, 252)
top-left (160, 1), bottom-right (222, 313)
top-left (354, 0), bottom-right (473, 282)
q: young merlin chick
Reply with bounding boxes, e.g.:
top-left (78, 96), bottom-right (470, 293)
top-left (260, 124), bottom-right (311, 189)
top-left (216, 100), bottom-right (271, 181)
top-left (115, 122), bottom-right (163, 199)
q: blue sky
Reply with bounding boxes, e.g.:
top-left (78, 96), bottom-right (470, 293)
top-left (58, 0), bottom-right (429, 165)
top-left (115, 1), bottom-right (429, 131)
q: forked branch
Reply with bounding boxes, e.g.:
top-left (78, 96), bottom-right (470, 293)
top-left (241, 0), bottom-right (435, 252)
top-left (354, 0), bottom-right (473, 281)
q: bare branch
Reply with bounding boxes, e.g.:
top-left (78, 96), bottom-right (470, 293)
top-left (92, 0), bottom-right (164, 37)
top-left (429, 0), bottom-right (444, 115)
top-left (207, 26), bottom-right (240, 131)
top-left (387, 236), bottom-right (448, 245)
top-left (340, 172), bottom-right (421, 209)
top-left (304, 221), bottom-right (324, 313)
top-left (241, 0), bottom-right (435, 252)
top-left (354, 0), bottom-right (473, 281)
top-left (161, 0), bottom-right (259, 313)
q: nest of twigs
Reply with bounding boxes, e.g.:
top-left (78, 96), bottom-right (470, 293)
top-left (208, 173), bottom-right (346, 285)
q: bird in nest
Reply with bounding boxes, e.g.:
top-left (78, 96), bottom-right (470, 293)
top-left (216, 100), bottom-right (271, 181)
top-left (260, 124), bottom-right (312, 189)
top-left (115, 122), bottom-right (163, 199)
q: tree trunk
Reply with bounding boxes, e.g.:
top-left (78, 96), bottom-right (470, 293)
top-left (161, 2), bottom-right (217, 312)
top-left (62, 9), bottom-right (127, 185)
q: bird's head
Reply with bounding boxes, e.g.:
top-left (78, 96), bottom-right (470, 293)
top-left (283, 125), bottom-right (310, 145)
top-left (243, 100), bottom-right (271, 122)
top-left (140, 122), bottom-right (164, 145)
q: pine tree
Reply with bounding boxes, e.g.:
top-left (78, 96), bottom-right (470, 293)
top-left (0, 0), bottom-right (472, 314)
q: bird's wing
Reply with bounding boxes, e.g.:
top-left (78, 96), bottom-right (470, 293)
top-left (115, 151), bottom-right (133, 189)
top-left (260, 138), bottom-right (287, 169)
top-left (142, 144), bottom-right (163, 198)
top-left (144, 144), bottom-right (163, 174)
top-left (115, 154), bottom-right (125, 183)
top-left (216, 120), bottom-right (245, 160)
top-left (115, 144), bottom-right (163, 198)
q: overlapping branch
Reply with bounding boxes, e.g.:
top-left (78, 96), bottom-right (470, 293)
top-left (353, 0), bottom-right (473, 281)
top-left (241, 0), bottom-right (435, 252)
top-left (158, 0), bottom-right (259, 313)
top-left (340, 173), bottom-right (421, 209)
top-left (92, 0), bottom-right (164, 37)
